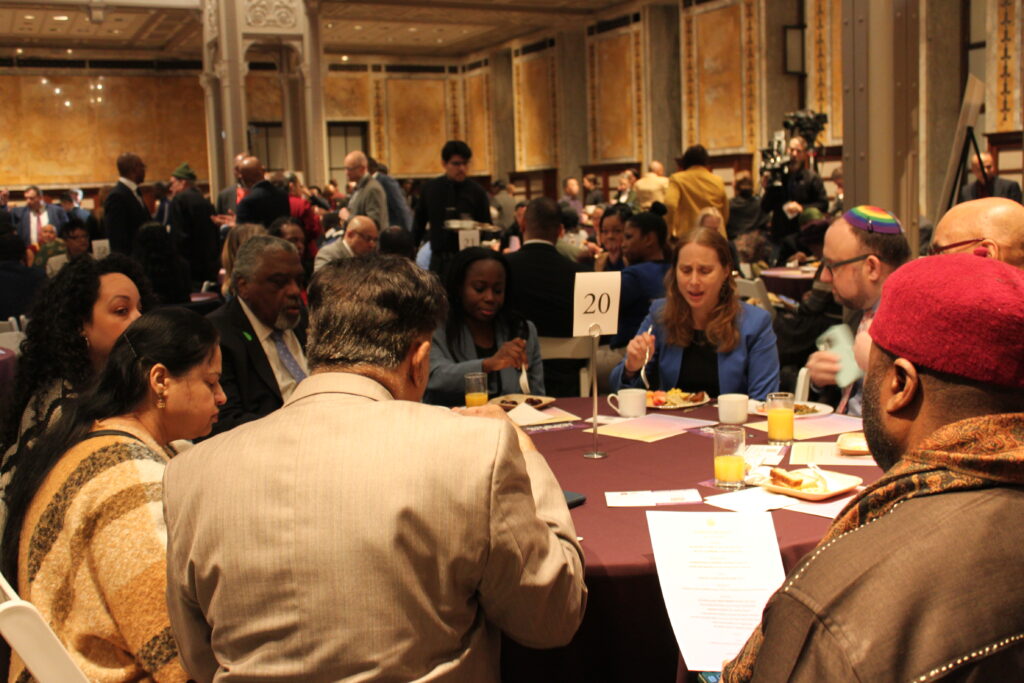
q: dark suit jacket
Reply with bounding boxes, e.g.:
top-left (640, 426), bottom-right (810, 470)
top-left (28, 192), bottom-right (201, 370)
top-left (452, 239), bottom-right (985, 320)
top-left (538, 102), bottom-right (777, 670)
top-left (958, 176), bottom-right (1024, 204)
top-left (217, 185), bottom-right (239, 215)
top-left (12, 203), bottom-right (68, 245)
top-left (206, 298), bottom-right (307, 437)
top-left (235, 181), bottom-right (290, 228)
top-left (169, 187), bottom-right (220, 284)
top-left (103, 181), bottom-right (151, 254)
top-left (505, 241), bottom-right (584, 397)
top-left (68, 206), bottom-right (100, 239)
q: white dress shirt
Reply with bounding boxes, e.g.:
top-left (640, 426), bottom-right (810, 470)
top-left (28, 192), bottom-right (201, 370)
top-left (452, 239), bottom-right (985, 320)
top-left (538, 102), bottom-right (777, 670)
top-left (238, 298), bottom-right (308, 401)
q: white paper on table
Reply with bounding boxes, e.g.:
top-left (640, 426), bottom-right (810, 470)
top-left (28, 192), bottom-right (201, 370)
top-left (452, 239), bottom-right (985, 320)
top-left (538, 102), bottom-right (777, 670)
top-left (744, 414), bottom-right (863, 441)
top-left (539, 406), bottom-right (582, 422)
top-left (605, 489), bottom-right (702, 507)
top-left (704, 487), bottom-right (794, 512)
top-left (584, 415), bottom-right (633, 425)
top-left (784, 490), bottom-right (862, 519)
top-left (743, 445), bottom-right (785, 467)
top-left (647, 511), bottom-right (785, 672)
top-left (789, 442), bottom-right (878, 467)
top-left (507, 403), bottom-right (581, 426)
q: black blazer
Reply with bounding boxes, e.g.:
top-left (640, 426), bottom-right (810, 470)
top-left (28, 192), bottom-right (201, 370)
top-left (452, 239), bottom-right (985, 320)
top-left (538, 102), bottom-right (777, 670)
top-left (958, 176), bottom-right (1024, 204)
top-left (235, 181), bottom-right (290, 228)
top-left (505, 242), bottom-right (583, 338)
top-left (169, 187), bottom-right (220, 284)
top-left (103, 181), bottom-right (152, 254)
top-left (206, 297), bottom-right (308, 437)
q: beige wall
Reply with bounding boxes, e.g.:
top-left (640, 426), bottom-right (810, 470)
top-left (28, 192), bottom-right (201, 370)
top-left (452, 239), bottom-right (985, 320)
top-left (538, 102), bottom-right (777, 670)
top-left (514, 48), bottom-right (558, 171)
top-left (807, 0), bottom-right (844, 144)
top-left (324, 72), bottom-right (371, 119)
top-left (245, 72), bottom-right (283, 122)
top-left (0, 74), bottom-right (208, 186)
top-left (463, 70), bottom-right (493, 174)
top-left (588, 28), bottom-right (643, 163)
top-left (382, 77), bottom-right (450, 176)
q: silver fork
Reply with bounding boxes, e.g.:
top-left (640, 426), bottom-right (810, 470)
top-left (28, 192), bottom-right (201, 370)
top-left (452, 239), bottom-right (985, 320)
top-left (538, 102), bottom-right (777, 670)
top-left (640, 325), bottom-right (654, 389)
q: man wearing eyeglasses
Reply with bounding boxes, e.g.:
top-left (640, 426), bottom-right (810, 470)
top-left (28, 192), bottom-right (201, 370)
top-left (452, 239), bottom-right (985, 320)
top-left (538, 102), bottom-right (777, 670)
top-left (313, 215), bottom-right (379, 272)
top-left (930, 197), bottom-right (1024, 268)
top-left (804, 206), bottom-right (909, 415)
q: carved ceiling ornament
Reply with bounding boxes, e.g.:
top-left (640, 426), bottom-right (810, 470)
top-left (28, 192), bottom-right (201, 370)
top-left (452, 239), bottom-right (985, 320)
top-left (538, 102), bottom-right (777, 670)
top-left (246, 0), bottom-right (299, 30)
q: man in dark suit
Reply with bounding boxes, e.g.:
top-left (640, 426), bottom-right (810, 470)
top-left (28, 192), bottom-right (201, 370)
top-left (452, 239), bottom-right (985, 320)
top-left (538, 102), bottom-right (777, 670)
top-left (12, 186), bottom-right (68, 246)
top-left (958, 151), bottom-right (1023, 204)
top-left (103, 153), bottom-right (151, 254)
top-left (58, 191), bottom-right (100, 239)
top-left (216, 152), bottom-right (249, 215)
top-left (207, 234), bottom-right (307, 436)
top-left (505, 197), bottom-right (585, 397)
top-left (234, 156), bottom-right (290, 228)
top-left (167, 162), bottom-right (220, 287)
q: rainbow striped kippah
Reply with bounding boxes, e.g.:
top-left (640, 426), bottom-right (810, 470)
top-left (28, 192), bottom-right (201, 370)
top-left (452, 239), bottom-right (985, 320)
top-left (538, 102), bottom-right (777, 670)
top-left (842, 205), bottom-right (903, 234)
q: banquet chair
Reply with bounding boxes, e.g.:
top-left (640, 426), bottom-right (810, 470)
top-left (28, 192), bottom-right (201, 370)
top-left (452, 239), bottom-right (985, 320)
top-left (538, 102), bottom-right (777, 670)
top-left (537, 336), bottom-right (594, 398)
top-left (735, 276), bottom-right (775, 321)
top-left (18, 314), bottom-right (29, 331)
top-left (794, 367), bottom-right (810, 402)
top-left (0, 331), bottom-right (25, 354)
top-left (0, 572), bottom-right (89, 682)
top-left (0, 317), bottom-right (16, 333)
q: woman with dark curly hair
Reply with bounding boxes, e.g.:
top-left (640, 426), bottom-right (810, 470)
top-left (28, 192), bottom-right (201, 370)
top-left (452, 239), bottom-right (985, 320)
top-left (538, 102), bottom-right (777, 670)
top-left (133, 221), bottom-right (192, 305)
top-left (0, 254), bottom-right (154, 531)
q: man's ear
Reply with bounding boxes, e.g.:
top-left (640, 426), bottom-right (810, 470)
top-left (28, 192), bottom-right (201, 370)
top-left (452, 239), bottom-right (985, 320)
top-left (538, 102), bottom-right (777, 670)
top-left (886, 358), bottom-right (920, 414)
top-left (979, 239), bottom-right (1000, 260)
top-left (864, 254), bottom-right (885, 283)
top-left (408, 339), bottom-right (431, 390)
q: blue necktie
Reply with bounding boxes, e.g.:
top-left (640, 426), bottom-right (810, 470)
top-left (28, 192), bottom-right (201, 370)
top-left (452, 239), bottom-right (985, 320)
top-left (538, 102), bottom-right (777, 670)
top-left (270, 330), bottom-right (307, 382)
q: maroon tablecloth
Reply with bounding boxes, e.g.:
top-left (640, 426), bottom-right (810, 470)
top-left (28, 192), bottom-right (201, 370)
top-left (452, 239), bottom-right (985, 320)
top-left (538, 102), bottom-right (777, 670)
top-left (501, 397), bottom-right (881, 683)
top-left (0, 347), bottom-right (15, 404)
top-left (759, 267), bottom-right (815, 301)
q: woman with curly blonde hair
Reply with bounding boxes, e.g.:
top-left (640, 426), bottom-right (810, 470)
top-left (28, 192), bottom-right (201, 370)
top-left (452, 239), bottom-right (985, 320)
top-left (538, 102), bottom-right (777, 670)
top-left (610, 227), bottom-right (780, 400)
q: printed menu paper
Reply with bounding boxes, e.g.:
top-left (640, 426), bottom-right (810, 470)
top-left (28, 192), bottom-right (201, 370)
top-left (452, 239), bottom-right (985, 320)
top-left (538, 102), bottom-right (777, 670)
top-left (789, 442), bottom-right (878, 467)
top-left (647, 511), bottom-right (785, 672)
top-left (507, 403), bottom-right (580, 427)
top-left (744, 414), bottom-right (863, 441)
top-left (605, 489), bottom-right (703, 507)
top-left (743, 445), bottom-right (786, 467)
top-left (584, 413), bottom-right (718, 443)
top-left (703, 487), bottom-right (795, 513)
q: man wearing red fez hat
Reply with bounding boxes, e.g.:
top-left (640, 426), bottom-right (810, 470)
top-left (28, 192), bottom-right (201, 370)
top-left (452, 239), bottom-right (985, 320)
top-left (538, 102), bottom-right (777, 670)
top-left (931, 196), bottom-right (1024, 267)
top-left (805, 205), bottom-right (910, 415)
top-left (725, 253), bottom-right (1024, 681)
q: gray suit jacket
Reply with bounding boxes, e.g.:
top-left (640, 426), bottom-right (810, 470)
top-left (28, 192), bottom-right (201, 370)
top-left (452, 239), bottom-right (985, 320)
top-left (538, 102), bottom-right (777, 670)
top-left (163, 373), bottom-right (586, 682)
top-left (348, 174), bottom-right (389, 229)
top-left (312, 237), bottom-right (354, 271)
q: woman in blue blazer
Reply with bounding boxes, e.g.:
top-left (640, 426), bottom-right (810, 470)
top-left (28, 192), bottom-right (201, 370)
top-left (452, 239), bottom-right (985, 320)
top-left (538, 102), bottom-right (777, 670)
top-left (426, 247), bottom-right (544, 406)
top-left (610, 227), bottom-right (779, 400)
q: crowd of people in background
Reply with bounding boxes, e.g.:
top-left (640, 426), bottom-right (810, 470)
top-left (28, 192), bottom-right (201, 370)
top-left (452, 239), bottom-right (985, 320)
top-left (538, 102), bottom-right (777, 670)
top-left (0, 132), bottom-right (1023, 681)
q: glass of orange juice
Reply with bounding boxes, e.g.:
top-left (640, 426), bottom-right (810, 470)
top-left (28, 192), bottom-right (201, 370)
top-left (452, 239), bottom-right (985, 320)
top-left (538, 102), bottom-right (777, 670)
top-left (766, 391), bottom-right (795, 445)
top-left (713, 425), bottom-right (746, 489)
top-left (464, 372), bottom-right (488, 407)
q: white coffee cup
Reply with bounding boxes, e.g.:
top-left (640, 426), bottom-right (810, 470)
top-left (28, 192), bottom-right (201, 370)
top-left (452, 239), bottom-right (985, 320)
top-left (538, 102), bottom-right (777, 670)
top-left (607, 388), bottom-right (647, 418)
top-left (717, 393), bottom-right (749, 424)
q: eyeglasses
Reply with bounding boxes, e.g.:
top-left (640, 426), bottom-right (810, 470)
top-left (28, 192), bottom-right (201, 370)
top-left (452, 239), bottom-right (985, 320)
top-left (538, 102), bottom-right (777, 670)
top-left (822, 253), bottom-right (875, 275)
top-left (927, 237), bottom-right (984, 256)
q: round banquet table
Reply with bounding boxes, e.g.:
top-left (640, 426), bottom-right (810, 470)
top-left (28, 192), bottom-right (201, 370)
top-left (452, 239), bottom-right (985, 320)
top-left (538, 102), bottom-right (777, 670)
top-left (500, 397), bottom-right (881, 683)
top-left (0, 347), bottom-right (15, 403)
top-left (758, 267), bottom-right (816, 301)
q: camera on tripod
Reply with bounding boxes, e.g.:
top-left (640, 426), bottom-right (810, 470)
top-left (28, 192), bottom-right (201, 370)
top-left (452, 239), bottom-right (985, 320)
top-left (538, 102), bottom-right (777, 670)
top-left (760, 109), bottom-right (829, 185)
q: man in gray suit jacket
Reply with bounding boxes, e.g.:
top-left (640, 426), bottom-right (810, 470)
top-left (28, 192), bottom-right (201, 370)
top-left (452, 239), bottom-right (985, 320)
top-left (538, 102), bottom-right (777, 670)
top-left (164, 255), bottom-right (586, 682)
top-left (343, 150), bottom-right (388, 230)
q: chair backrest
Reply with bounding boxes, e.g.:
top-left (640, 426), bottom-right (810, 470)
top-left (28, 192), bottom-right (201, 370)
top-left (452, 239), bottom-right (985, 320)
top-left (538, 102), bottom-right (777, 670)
top-left (537, 336), bottom-right (594, 398)
top-left (0, 573), bottom-right (89, 683)
top-left (0, 331), bottom-right (25, 355)
top-left (794, 366), bottom-right (810, 402)
top-left (18, 315), bottom-right (29, 331)
top-left (735, 276), bottom-right (775, 321)
top-left (0, 318), bottom-right (15, 333)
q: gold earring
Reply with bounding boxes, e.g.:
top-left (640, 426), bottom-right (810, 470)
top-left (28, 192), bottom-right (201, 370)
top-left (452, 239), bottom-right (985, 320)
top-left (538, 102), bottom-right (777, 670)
top-left (157, 394), bottom-right (166, 409)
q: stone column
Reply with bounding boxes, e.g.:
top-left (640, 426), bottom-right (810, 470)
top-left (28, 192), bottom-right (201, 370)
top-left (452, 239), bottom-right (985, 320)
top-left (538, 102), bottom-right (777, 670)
top-left (644, 4), bottom-right (681, 163)
top-left (489, 48), bottom-right (516, 184)
top-left (300, 0), bottom-right (327, 187)
top-left (201, 0), bottom-right (249, 193)
top-left (556, 28), bottom-right (588, 185)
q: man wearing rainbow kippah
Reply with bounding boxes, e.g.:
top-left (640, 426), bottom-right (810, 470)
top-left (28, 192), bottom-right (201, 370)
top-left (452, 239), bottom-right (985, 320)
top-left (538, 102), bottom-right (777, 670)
top-left (804, 205), bottom-right (909, 415)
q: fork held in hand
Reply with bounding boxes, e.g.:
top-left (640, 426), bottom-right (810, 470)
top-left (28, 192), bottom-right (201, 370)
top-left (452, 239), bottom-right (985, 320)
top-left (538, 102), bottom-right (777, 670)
top-left (640, 325), bottom-right (654, 390)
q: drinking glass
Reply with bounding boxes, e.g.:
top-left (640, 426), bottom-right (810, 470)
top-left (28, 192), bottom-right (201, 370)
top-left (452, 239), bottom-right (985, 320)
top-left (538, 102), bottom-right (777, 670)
top-left (464, 372), bottom-right (488, 407)
top-left (713, 425), bottom-right (746, 489)
top-left (766, 392), bottom-right (795, 445)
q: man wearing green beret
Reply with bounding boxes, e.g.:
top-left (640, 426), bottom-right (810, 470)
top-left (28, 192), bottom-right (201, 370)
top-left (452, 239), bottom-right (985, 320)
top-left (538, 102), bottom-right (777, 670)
top-left (168, 162), bottom-right (220, 289)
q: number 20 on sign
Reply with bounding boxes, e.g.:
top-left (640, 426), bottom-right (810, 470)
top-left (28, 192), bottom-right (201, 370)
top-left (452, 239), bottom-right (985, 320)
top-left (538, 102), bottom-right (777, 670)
top-left (572, 272), bottom-right (621, 337)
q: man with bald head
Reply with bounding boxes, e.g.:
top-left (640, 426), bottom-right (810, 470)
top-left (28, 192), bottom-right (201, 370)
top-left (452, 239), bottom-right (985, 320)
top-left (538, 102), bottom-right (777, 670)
top-left (958, 151), bottom-right (1022, 204)
top-left (343, 150), bottom-right (388, 230)
top-left (103, 152), bottom-right (151, 254)
top-left (217, 152), bottom-right (250, 215)
top-left (235, 155), bottom-right (290, 228)
top-left (313, 215), bottom-right (379, 271)
top-left (931, 197), bottom-right (1024, 267)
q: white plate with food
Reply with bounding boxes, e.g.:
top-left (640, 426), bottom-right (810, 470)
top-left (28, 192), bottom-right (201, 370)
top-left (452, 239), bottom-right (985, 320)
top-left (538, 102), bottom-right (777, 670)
top-left (752, 400), bottom-right (834, 419)
top-left (646, 389), bottom-right (711, 410)
top-left (761, 467), bottom-right (862, 501)
top-left (490, 394), bottom-right (555, 411)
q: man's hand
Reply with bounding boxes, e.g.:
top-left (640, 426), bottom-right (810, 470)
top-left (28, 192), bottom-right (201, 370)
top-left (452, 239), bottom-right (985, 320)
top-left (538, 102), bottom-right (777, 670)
top-left (806, 350), bottom-right (841, 388)
top-left (454, 404), bottom-right (536, 453)
top-left (482, 339), bottom-right (527, 373)
top-left (783, 200), bottom-right (804, 217)
top-left (212, 213), bottom-right (236, 228)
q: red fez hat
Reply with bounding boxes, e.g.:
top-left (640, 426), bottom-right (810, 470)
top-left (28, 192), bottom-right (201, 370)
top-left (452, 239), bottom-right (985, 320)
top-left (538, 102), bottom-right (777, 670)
top-left (870, 253), bottom-right (1024, 387)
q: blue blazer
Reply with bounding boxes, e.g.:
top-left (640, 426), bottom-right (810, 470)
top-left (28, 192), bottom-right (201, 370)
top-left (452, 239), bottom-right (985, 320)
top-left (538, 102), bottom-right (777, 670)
top-left (609, 300), bottom-right (780, 400)
top-left (426, 319), bottom-right (544, 406)
top-left (12, 203), bottom-right (68, 245)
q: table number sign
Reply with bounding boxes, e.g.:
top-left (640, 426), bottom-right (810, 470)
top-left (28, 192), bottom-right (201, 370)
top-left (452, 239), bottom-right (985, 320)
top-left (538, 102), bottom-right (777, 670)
top-left (457, 229), bottom-right (481, 251)
top-left (573, 271), bottom-right (621, 337)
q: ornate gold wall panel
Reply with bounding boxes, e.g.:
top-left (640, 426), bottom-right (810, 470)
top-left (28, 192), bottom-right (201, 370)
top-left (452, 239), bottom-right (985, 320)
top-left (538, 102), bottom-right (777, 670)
top-left (808, 0), bottom-right (843, 144)
top-left (992, 0), bottom-right (1020, 132)
top-left (681, 0), bottom-right (761, 154)
top-left (0, 74), bottom-right (208, 186)
top-left (588, 29), bottom-right (640, 162)
top-left (464, 70), bottom-right (493, 174)
top-left (384, 77), bottom-right (449, 176)
top-left (245, 72), bottom-right (283, 121)
top-left (513, 49), bottom-right (558, 171)
top-left (324, 73), bottom-right (371, 119)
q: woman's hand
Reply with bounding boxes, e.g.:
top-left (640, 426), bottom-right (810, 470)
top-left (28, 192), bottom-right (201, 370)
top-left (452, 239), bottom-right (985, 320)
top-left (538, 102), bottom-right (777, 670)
top-left (624, 332), bottom-right (656, 374)
top-left (482, 338), bottom-right (528, 373)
